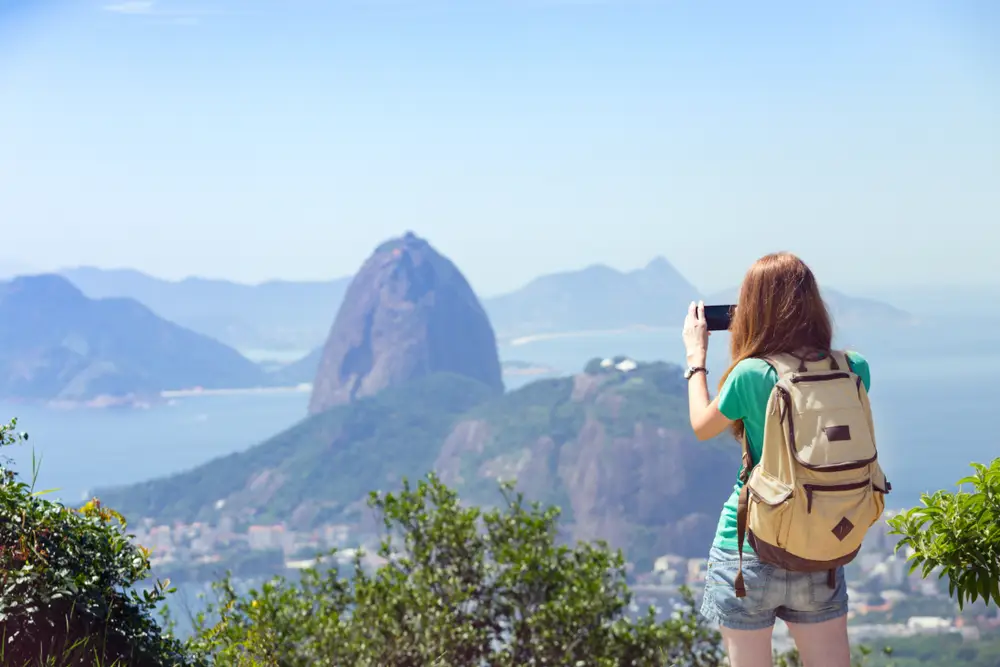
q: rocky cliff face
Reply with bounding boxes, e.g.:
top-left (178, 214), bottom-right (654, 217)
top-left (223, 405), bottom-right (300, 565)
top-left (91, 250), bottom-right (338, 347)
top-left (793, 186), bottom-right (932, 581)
top-left (433, 363), bottom-right (737, 562)
top-left (308, 233), bottom-right (504, 414)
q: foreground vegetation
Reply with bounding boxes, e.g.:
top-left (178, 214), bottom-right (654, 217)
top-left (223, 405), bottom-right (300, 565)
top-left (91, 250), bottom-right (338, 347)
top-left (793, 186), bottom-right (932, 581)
top-left (183, 475), bottom-right (725, 666)
top-left (1, 414), bottom-right (998, 665)
top-left (0, 419), bottom-right (187, 666)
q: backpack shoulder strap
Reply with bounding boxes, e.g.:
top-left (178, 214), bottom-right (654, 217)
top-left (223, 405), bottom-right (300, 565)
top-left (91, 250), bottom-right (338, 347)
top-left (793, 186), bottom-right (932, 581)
top-left (735, 354), bottom-right (791, 598)
top-left (764, 350), bottom-right (850, 375)
top-left (759, 353), bottom-right (799, 377)
top-left (829, 350), bottom-right (850, 372)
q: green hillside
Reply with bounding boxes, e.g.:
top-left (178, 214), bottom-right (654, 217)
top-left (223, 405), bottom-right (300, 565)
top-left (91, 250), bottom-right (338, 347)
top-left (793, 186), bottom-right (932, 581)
top-left (97, 360), bottom-right (740, 565)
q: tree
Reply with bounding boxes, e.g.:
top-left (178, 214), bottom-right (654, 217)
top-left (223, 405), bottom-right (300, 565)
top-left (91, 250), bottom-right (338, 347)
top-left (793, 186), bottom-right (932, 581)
top-left (0, 418), bottom-right (192, 667)
top-left (887, 458), bottom-right (1000, 610)
top-left (185, 474), bottom-right (725, 666)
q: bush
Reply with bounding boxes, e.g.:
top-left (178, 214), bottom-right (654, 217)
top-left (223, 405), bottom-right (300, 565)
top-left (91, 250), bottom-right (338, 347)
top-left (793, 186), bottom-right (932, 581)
top-left (888, 458), bottom-right (1000, 609)
top-left (0, 418), bottom-right (192, 667)
top-left (184, 474), bottom-right (725, 666)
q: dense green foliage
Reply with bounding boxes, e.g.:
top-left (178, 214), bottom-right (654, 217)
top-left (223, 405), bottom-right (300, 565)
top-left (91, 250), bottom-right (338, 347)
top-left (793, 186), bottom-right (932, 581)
top-left (183, 474), bottom-right (725, 666)
top-left (0, 419), bottom-right (189, 666)
top-left (888, 458), bottom-right (1000, 609)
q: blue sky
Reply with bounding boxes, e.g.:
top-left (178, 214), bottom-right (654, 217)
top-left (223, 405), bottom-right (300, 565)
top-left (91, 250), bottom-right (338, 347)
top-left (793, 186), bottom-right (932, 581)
top-left (0, 0), bottom-right (996, 295)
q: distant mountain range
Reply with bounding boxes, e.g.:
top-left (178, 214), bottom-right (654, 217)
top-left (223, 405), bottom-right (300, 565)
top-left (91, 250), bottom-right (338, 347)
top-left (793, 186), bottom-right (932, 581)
top-left (483, 257), bottom-right (700, 337)
top-left (60, 256), bottom-right (915, 361)
top-left (96, 361), bottom-right (739, 570)
top-left (0, 275), bottom-right (268, 403)
top-left (703, 286), bottom-right (917, 330)
top-left (60, 267), bottom-right (351, 354)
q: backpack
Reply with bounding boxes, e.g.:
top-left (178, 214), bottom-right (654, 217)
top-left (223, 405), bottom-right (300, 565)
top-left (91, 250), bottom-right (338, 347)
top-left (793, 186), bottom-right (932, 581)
top-left (734, 350), bottom-right (891, 598)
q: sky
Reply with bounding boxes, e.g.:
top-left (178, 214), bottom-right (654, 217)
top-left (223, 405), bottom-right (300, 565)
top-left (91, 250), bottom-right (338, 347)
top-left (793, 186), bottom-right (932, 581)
top-left (0, 0), bottom-right (997, 296)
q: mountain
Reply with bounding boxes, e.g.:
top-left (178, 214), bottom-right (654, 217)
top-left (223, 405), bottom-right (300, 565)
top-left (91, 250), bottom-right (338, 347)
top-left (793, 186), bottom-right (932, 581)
top-left (60, 257), bottom-right (912, 352)
top-left (0, 274), bottom-right (267, 401)
top-left (60, 267), bottom-right (350, 353)
top-left (268, 347), bottom-right (323, 386)
top-left (308, 232), bottom-right (504, 414)
top-left (482, 257), bottom-right (700, 338)
top-left (703, 286), bottom-right (916, 329)
top-left (96, 361), bottom-right (739, 567)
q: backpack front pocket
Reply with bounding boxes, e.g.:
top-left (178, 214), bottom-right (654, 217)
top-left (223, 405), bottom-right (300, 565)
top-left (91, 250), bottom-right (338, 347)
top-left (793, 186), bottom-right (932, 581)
top-left (746, 467), bottom-right (794, 549)
top-left (788, 478), bottom-right (875, 559)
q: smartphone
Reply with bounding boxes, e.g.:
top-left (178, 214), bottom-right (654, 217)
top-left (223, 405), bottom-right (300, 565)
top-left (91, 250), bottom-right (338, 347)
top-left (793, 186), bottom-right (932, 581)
top-left (704, 304), bottom-right (736, 331)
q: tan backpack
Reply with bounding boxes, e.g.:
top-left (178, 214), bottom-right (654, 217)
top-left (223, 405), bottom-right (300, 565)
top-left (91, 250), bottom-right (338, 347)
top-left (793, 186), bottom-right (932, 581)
top-left (734, 350), bottom-right (891, 598)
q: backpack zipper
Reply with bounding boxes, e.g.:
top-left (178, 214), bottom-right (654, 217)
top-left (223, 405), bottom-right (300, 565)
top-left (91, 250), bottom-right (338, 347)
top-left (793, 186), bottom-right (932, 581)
top-left (789, 372), bottom-right (851, 383)
top-left (803, 480), bottom-right (870, 513)
top-left (746, 484), bottom-right (791, 506)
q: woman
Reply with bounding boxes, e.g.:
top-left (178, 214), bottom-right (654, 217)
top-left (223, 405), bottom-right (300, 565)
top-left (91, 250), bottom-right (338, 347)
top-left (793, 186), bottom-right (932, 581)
top-left (682, 252), bottom-right (869, 667)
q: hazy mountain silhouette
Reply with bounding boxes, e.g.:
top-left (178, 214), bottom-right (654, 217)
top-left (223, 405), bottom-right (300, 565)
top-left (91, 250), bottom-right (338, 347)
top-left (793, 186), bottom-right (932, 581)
top-left (0, 275), bottom-right (267, 401)
top-left (703, 286), bottom-right (916, 328)
top-left (60, 255), bottom-right (916, 358)
top-left (482, 257), bottom-right (700, 338)
top-left (61, 267), bottom-right (350, 353)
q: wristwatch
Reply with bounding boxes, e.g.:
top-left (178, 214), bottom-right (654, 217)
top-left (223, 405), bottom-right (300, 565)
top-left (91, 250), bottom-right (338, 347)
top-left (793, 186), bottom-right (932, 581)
top-left (684, 366), bottom-right (707, 380)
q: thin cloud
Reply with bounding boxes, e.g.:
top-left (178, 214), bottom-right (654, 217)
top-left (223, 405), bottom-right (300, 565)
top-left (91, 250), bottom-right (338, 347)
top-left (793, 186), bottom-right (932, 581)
top-left (101, 0), bottom-right (233, 23)
top-left (103, 0), bottom-right (156, 13)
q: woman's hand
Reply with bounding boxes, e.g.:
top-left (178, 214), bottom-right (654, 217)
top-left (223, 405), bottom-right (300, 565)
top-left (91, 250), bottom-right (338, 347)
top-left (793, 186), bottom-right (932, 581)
top-left (682, 300), bottom-right (709, 367)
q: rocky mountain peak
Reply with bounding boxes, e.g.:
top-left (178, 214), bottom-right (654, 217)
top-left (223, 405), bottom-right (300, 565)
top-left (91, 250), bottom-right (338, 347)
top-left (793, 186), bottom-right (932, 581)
top-left (308, 233), bottom-right (503, 414)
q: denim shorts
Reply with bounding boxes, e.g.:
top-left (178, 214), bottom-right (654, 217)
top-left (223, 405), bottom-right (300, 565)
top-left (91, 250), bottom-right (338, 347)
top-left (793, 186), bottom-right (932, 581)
top-left (699, 545), bottom-right (848, 631)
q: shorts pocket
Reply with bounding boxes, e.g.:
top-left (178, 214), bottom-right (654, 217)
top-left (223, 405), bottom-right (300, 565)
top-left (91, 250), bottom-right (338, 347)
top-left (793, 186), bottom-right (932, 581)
top-left (704, 558), bottom-right (770, 613)
top-left (809, 567), bottom-right (846, 606)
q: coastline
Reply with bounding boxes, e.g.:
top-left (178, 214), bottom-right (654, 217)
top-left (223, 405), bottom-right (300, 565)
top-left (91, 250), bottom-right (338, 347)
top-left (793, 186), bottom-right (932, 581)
top-left (160, 384), bottom-right (312, 399)
top-left (18, 363), bottom-right (564, 411)
top-left (12, 326), bottom-right (660, 410)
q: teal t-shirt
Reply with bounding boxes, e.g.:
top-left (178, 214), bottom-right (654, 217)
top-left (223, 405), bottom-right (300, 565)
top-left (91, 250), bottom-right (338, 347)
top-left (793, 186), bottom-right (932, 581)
top-left (711, 351), bottom-right (871, 553)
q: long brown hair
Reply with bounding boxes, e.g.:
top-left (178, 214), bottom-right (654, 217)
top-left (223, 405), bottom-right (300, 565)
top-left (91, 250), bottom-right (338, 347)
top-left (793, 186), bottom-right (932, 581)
top-left (720, 252), bottom-right (833, 439)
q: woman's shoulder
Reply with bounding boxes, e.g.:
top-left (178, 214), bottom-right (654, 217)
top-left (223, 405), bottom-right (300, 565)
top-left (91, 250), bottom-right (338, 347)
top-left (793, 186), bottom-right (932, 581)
top-left (718, 357), bottom-right (781, 420)
top-left (844, 350), bottom-right (871, 391)
top-left (723, 357), bottom-right (779, 388)
top-left (844, 349), bottom-right (868, 366)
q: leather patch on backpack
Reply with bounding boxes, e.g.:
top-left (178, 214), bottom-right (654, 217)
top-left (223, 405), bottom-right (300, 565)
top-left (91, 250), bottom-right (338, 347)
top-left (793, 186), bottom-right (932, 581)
top-left (824, 425), bottom-right (851, 442)
top-left (832, 517), bottom-right (854, 541)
